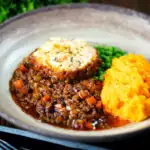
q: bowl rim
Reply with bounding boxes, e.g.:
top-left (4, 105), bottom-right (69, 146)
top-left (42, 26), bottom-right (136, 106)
top-left (1, 3), bottom-right (150, 141)
top-left (1, 3), bottom-right (150, 29)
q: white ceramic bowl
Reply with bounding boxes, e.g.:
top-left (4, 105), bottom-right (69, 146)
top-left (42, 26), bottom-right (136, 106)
top-left (1, 4), bottom-right (150, 142)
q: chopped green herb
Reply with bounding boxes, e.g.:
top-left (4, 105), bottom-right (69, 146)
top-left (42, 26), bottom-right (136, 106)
top-left (53, 57), bottom-right (58, 61)
top-left (70, 57), bottom-right (73, 62)
top-left (77, 60), bottom-right (81, 66)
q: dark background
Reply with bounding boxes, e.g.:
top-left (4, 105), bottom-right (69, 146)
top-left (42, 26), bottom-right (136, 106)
top-left (89, 0), bottom-right (150, 14)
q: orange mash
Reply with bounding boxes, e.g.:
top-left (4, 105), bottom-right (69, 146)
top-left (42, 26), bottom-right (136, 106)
top-left (101, 54), bottom-right (150, 122)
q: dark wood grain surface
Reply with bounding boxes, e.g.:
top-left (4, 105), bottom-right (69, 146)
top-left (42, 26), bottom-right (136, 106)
top-left (0, 118), bottom-right (15, 127)
top-left (89, 0), bottom-right (150, 14)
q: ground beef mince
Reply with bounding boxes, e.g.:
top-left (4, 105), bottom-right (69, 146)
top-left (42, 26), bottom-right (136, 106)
top-left (9, 54), bottom-right (129, 130)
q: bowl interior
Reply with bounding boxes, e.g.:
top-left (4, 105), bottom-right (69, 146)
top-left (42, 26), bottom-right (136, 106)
top-left (1, 4), bottom-right (150, 141)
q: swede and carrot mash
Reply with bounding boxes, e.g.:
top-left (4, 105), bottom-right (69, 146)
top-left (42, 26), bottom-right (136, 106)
top-left (101, 54), bottom-right (150, 122)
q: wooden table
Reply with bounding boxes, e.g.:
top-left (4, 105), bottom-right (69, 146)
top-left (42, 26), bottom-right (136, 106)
top-left (0, 118), bottom-right (15, 127)
top-left (89, 0), bottom-right (150, 14)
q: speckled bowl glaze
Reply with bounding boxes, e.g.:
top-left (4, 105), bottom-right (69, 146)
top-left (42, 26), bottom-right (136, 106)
top-left (1, 4), bottom-right (150, 142)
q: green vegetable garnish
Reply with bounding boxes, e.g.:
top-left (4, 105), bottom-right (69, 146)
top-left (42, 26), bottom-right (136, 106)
top-left (94, 45), bottom-right (127, 81)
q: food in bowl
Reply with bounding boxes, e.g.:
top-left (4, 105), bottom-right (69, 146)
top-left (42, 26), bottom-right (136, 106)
top-left (9, 38), bottom-right (133, 130)
top-left (102, 54), bottom-right (150, 122)
top-left (32, 38), bottom-right (101, 80)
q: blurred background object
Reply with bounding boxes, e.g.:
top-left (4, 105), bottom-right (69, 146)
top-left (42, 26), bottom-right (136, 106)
top-left (0, 0), bottom-right (150, 23)
top-left (89, 0), bottom-right (150, 14)
top-left (0, 0), bottom-right (87, 23)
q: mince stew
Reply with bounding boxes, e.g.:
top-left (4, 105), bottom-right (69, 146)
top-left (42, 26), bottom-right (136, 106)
top-left (9, 54), bottom-right (129, 130)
